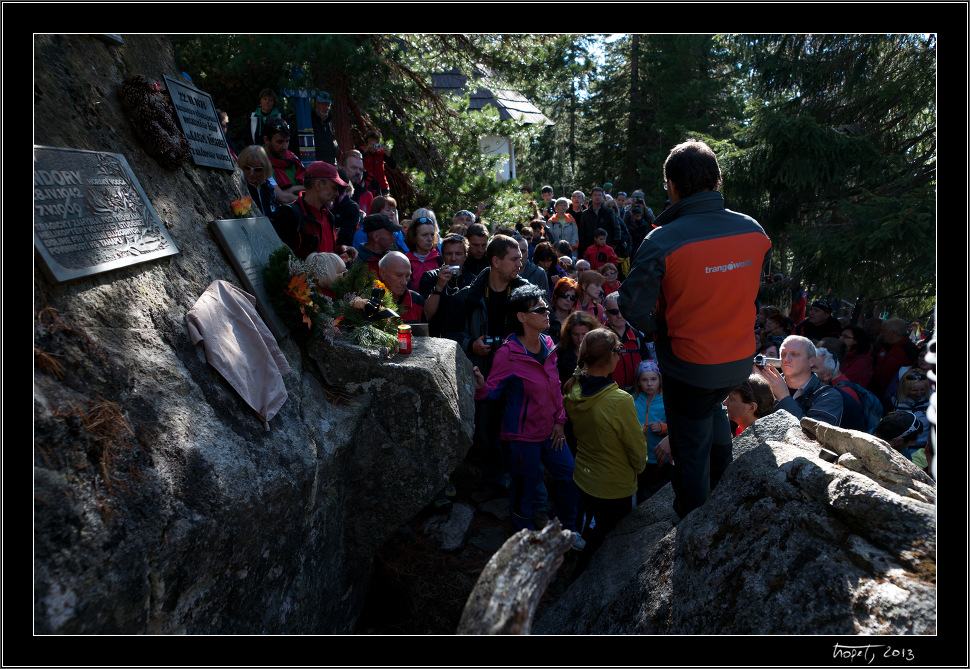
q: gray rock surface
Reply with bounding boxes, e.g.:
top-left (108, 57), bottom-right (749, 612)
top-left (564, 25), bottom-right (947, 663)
top-left (32, 34), bottom-right (474, 635)
top-left (533, 410), bottom-right (936, 635)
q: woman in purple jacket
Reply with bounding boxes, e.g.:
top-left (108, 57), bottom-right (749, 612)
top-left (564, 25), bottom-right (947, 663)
top-left (473, 284), bottom-right (582, 545)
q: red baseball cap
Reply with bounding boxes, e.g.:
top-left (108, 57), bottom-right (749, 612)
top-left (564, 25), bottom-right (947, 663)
top-left (305, 161), bottom-right (348, 187)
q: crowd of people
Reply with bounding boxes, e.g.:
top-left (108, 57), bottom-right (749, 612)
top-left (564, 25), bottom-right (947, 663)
top-left (228, 90), bottom-right (936, 567)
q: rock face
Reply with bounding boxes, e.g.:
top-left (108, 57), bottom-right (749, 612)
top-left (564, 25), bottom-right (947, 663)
top-left (533, 410), bottom-right (936, 635)
top-left (33, 34), bottom-right (474, 634)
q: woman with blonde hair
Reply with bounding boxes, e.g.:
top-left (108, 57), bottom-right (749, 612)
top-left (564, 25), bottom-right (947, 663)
top-left (563, 327), bottom-right (647, 571)
top-left (236, 145), bottom-right (278, 219)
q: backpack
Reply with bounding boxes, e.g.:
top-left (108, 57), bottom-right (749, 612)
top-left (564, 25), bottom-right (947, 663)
top-left (833, 379), bottom-right (883, 433)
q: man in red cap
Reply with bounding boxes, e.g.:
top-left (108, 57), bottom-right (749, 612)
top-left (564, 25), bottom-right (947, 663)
top-left (271, 161), bottom-right (357, 260)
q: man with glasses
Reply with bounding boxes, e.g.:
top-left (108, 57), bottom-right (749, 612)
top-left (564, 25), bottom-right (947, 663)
top-left (621, 139), bottom-right (772, 522)
top-left (793, 300), bottom-right (842, 341)
top-left (604, 292), bottom-right (654, 393)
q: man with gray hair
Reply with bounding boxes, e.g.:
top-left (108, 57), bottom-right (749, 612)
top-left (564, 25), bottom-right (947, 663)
top-left (755, 335), bottom-right (843, 426)
top-left (378, 251), bottom-right (425, 324)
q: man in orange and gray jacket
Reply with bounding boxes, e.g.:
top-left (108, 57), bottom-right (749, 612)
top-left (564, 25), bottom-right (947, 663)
top-left (619, 139), bottom-right (771, 522)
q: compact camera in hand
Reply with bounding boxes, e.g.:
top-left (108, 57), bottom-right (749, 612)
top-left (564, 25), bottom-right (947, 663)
top-left (754, 354), bottom-right (782, 368)
top-left (483, 335), bottom-right (503, 351)
top-left (448, 265), bottom-right (462, 276)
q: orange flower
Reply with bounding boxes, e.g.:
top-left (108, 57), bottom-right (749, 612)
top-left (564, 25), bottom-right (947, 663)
top-left (231, 197), bottom-right (253, 217)
top-left (373, 280), bottom-right (387, 292)
top-left (285, 274), bottom-right (313, 305)
top-left (300, 306), bottom-right (313, 329)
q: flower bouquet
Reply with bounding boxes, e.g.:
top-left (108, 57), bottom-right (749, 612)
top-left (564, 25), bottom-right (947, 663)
top-left (263, 246), bottom-right (401, 351)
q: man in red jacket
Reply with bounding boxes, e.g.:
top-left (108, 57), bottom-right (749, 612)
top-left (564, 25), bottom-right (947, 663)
top-left (262, 119), bottom-right (305, 204)
top-left (619, 140), bottom-right (771, 521)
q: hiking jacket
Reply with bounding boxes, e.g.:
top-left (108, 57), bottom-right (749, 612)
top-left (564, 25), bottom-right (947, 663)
top-left (547, 213), bottom-right (578, 251)
top-left (442, 268), bottom-right (529, 376)
top-left (618, 191), bottom-right (771, 390)
top-left (633, 391), bottom-right (667, 464)
top-left (272, 195), bottom-right (336, 259)
top-left (269, 151), bottom-right (306, 190)
top-left (406, 247), bottom-right (442, 293)
top-left (583, 242), bottom-right (619, 272)
top-left (475, 333), bottom-right (565, 443)
top-left (775, 373), bottom-right (844, 426)
top-left (565, 376), bottom-right (647, 499)
top-left (609, 322), bottom-right (651, 391)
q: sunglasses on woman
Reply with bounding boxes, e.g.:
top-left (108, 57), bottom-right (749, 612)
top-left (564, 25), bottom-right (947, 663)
top-left (561, 293), bottom-right (577, 302)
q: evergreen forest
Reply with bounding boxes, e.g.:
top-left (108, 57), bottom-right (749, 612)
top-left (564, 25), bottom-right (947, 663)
top-left (173, 33), bottom-right (937, 322)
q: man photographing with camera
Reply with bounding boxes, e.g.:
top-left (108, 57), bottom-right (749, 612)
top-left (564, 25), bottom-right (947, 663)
top-left (445, 234), bottom-right (528, 500)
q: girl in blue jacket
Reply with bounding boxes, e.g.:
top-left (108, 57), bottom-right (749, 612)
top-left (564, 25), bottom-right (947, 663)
top-left (631, 361), bottom-right (670, 503)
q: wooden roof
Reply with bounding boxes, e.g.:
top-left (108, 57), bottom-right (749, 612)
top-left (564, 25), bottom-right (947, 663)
top-left (431, 69), bottom-right (554, 126)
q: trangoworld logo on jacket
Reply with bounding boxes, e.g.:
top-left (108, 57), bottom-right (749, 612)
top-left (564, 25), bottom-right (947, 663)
top-left (705, 258), bottom-right (754, 274)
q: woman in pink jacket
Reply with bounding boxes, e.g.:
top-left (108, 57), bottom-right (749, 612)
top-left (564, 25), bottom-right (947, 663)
top-left (473, 284), bottom-right (582, 545)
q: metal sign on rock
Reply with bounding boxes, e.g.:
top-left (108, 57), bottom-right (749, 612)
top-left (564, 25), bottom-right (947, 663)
top-left (34, 146), bottom-right (179, 283)
top-left (163, 75), bottom-right (236, 171)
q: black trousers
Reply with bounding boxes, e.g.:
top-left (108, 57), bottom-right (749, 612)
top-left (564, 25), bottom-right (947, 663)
top-left (662, 374), bottom-right (735, 519)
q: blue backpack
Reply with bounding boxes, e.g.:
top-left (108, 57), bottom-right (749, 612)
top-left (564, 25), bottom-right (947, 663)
top-left (833, 379), bottom-right (883, 433)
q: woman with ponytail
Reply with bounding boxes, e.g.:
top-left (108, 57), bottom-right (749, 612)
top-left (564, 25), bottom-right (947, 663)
top-left (563, 328), bottom-right (647, 572)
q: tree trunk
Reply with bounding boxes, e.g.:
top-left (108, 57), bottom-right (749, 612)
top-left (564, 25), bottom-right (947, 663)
top-left (331, 78), bottom-right (357, 163)
top-left (457, 520), bottom-right (574, 635)
top-left (624, 34), bottom-right (641, 188)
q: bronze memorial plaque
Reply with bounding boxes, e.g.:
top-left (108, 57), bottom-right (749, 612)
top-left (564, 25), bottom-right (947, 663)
top-left (164, 75), bottom-right (236, 171)
top-left (34, 146), bottom-right (179, 283)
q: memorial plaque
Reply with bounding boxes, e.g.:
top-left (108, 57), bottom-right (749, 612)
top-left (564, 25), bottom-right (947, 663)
top-left (210, 216), bottom-right (291, 342)
top-left (34, 145), bottom-right (179, 283)
top-left (164, 75), bottom-right (236, 171)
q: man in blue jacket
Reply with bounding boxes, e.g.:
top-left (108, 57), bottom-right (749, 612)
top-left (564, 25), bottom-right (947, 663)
top-left (756, 335), bottom-right (844, 427)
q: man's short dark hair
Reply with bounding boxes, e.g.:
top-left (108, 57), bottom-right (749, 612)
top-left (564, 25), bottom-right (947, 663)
top-left (591, 186), bottom-right (604, 194)
top-left (486, 234), bottom-right (519, 267)
top-left (364, 130), bottom-right (381, 142)
top-left (508, 283), bottom-right (546, 335)
top-left (466, 223), bottom-right (489, 240)
top-left (663, 139), bottom-right (722, 198)
top-left (595, 228), bottom-right (608, 238)
top-left (263, 118), bottom-right (290, 141)
top-left (441, 233), bottom-right (469, 253)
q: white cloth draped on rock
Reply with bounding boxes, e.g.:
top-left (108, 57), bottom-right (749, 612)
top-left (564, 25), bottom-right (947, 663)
top-left (185, 280), bottom-right (291, 430)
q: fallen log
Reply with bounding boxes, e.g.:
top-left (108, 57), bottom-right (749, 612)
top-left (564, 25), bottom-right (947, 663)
top-left (457, 519), bottom-right (575, 635)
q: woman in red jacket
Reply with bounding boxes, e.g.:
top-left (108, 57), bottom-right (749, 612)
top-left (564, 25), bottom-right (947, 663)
top-left (404, 210), bottom-right (441, 291)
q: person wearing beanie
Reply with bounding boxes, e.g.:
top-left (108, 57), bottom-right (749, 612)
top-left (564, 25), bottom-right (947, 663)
top-left (793, 300), bottom-right (842, 341)
top-left (631, 360), bottom-right (669, 503)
